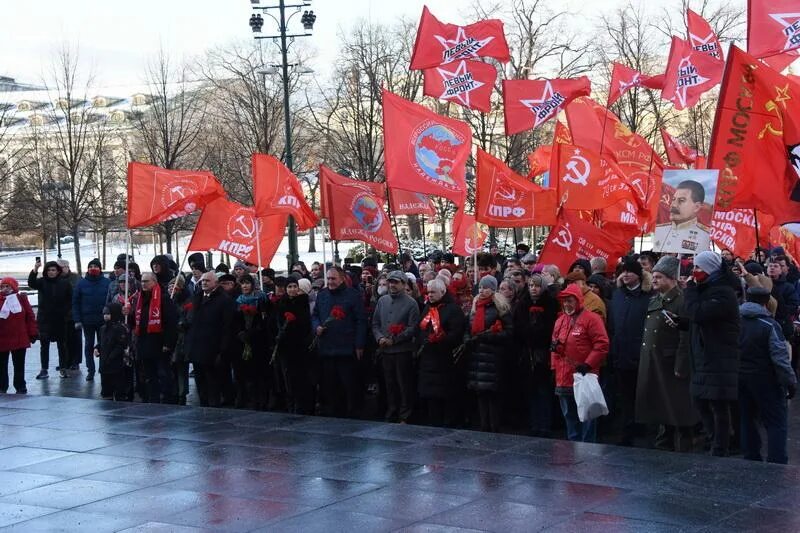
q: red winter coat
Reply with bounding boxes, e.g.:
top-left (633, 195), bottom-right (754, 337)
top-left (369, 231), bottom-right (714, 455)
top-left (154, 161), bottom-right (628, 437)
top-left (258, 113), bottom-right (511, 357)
top-left (0, 291), bottom-right (38, 352)
top-left (550, 284), bottom-right (609, 389)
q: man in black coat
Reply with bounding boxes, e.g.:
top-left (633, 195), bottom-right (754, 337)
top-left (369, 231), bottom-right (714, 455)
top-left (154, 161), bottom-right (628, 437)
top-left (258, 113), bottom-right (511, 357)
top-left (29, 260), bottom-right (72, 379)
top-left (683, 251), bottom-right (741, 457)
top-left (185, 271), bottom-right (236, 407)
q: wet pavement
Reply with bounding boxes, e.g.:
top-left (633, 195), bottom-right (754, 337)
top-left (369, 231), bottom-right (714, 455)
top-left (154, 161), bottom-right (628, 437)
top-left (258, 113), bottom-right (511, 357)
top-left (2, 392), bottom-right (800, 532)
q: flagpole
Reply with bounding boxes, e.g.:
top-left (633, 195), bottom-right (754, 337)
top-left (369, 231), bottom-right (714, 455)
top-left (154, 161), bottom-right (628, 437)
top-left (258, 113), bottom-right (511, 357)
top-left (384, 182), bottom-right (402, 261)
top-left (254, 217), bottom-right (264, 292)
top-left (170, 250), bottom-right (189, 299)
top-left (321, 218), bottom-right (328, 282)
top-left (421, 215), bottom-right (427, 259)
top-left (124, 229), bottom-right (131, 301)
top-left (753, 208), bottom-right (761, 260)
top-left (639, 113), bottom-right (663, 252)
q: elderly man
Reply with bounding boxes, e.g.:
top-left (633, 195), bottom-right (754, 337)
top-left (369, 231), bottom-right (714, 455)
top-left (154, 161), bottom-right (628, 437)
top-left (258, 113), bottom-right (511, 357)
top-left (185, 271), bottom-right (236, 407)
top-left (372, 270), bottom-right (420, 423)
top-left (635, 256), bottom-right (698, 452)
top-left (312, 266), bottom-right (367, 417)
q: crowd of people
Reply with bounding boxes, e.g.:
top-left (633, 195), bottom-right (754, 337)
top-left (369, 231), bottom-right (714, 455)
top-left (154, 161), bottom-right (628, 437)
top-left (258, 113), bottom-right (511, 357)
top-left (1, 243), bottom-right (798, 464)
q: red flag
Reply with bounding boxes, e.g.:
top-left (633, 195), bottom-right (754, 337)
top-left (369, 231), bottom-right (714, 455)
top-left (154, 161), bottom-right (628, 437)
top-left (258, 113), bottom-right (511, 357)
top-left (126, 162), bottom-right (224, 228)
top-left (502, 77), bottom-right (591, 135)
top-left (763, 50), bottom-right (800, 71)
top-left (409, 6), bottom-right (510, 70)
top-left (607, 62), bottom-right (665, 106)
top-left (554, 120), bottom-right (573, 144)
top-left (551, 143), bottom-right (644, 212)
top-left (527, 146), bottom-right (551, 178)
top-left (389, 189), bottom-right (436, 217)
top-left (662, 36), bottom-right (723, 110)
top-left (537, 211), bottom-right (629, 273)
top-left (687, 9), bottom-right (725, 61)
top-left (252, 154), bottom-right (319, 230)
top-left (709, 46), bottom-right (800, 224)
top-left (382, 89), bottom-right (470, 204)
top-left (187, 197), bottom-right (285, 266)
top-left (423, 59), bottom-right (496, 112)
top-left (565, 98), bottom-right (664, 229)
top-left (327, 182), bottom-right (398, 253)
top-left (710, 208), bottom-right (775, 258)
top-left (661, 129), bottom-right (699, 166)
top-left (451, 209), bottom-right (487, 256)
top-left (771, 225), bottom-right (800, 262)
top-left (599, 201), bottom-right (647, 242)
top-left (748, 0), bottom-right (800, 59)
top-left (475, 148), bottom-right (557, 226)
top-left (319, 165), bottom-right (384, 220)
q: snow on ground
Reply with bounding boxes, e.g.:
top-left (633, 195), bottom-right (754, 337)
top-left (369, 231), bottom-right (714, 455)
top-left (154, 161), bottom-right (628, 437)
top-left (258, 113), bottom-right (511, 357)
top-left (0, 235), bottom-right (361, 276)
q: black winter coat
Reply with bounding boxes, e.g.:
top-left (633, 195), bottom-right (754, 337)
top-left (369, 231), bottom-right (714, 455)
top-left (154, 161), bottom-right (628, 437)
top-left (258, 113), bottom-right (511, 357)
top-left (467, 300), bottom-right (513, 392)
top-left (512, 290), bottom-right (559, 367)
top-left (131, 290), bottom-right (178, 360)
top-left (99, 321), bottom-right (128, 374)
top-left (417, 294), bottom-right (465, 399)
top-left (28, 271), bottom-right (71, 341)
top-left (683, 273), bottom-right (741, 400)
top-left (609, 279), bottom-right (652, 370)
top-left (276, 294), bottom-right (312, 357)
top-left (185, 288), bottom-right (236, 365)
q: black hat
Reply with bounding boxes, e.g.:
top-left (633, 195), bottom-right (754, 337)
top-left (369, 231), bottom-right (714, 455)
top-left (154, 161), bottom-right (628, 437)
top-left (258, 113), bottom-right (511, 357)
top-left (746, 286), bottom-right (771, 305)
top-left (261, 268), bottom-right (275, 279)
top-left (274, 276), bottom-right (289, 288)
top-left (215, 263), bottom-right (230, 274)
top-left (113, 259), bottom-right (126, 270)
top-left (43, 260), bottom-right (62, 274)
top-left (188, 252), bottom-right (205, 270)
top-left (744, 261), bottom-right (764, 276)
top-left (361, 256), bottom-right (378, 268)
top-left (621, 256), bottom-right (643, 279)
top-left (516, 243), bottom-right (530, 253)
top-left (88, 258), bottom-right (102, 269)
top-left (218, 273), bottom-right (236, 283)
top-left (443, 252), bottom-right (455, 263)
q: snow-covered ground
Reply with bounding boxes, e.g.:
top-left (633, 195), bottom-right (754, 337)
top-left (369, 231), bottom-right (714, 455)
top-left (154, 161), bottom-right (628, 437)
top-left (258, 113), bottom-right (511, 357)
top-left (0, 235), bottom-right (360, 276)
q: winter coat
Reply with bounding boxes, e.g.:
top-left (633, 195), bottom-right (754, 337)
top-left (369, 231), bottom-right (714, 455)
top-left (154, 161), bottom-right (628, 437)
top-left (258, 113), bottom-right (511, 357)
top-left (769, 275), bottom-right (799, 338)
top-left (311, 285), bottom-right (367, 357)
top-left (742, 273), bottom-right (777, 316)
top-left (27, 270), bottom-right (71, 341)
top-left (172, 291), bottom-right (193, 364)
top-left (0, 292), bottom-right (37, 352)
top-left (635, 286), bottom-right (699, 427)
top-left (550, 285), bottom-right (609, 390)
top-left (72, 273), bottom-right (111, 326)
top-left (130, 289), bottom-right (178, 360)
top-left (466, 298), bottom-right (513, 393)
top-left (608, 273), bottom-right (652, 370)
top-left (99, 321), bottom-right (129, 374)
top-left (233, 292), bottom-right (270, 361)
top-left (417, 293), bottom-right (465, 399)
top-left (372, 292), bottom-right (420, 354)
top-left (275, 293), bottom-right (313, 357)
top-left (184, 287), bottom-right (236, 365)
top-left (512, 289), bottom-right (559, 368)
top-left (581, 285), bottom-right (607, 323)
top-left (683, 273), bottom-right (741, 401)
top-left (739, 302), bottom-right (797, 388)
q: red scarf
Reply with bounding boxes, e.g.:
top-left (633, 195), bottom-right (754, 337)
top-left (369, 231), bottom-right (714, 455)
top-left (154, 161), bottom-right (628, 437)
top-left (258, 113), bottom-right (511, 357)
top-left (135, 283), bottom-right (163, 335)
top-left (471, 296), bottom-right (493, 335)
top-left (420, 304), bottom-right (443, 341)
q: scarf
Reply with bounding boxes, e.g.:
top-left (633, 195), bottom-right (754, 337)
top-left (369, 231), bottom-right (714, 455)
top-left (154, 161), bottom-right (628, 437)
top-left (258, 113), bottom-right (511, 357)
top-left (0, 293), bottom-right (21, 319)
top-left (420, 304), bottom-right (442, 337)
top-left (135, 283), bottom-right (163, 335)
top-left (236, 290), bottom-right (265, 309)
top-left (471, 296), bottom-right (493, 335)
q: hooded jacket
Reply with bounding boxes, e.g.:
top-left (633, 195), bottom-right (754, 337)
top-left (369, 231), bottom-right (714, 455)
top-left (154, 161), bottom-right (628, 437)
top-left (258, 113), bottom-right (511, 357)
top-left (73, 271), bottom-right (111, 326)
top-left (28, 264), bottom-right (71, 339)
top-left (739, 302), bottom-right (797, 388)
top-left (0, 278), bottom-right (38, 352)
top-left (99, 303), bottom-right (129, 374)
top-left (550, 284), bottom-right (609, 390)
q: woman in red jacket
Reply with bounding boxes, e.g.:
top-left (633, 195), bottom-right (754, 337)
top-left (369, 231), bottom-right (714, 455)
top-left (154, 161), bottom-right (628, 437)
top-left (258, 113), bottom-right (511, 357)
top-left (551, 283), bottom-right (609, 442)
top-left (0, 277), bottom-right (38, 394)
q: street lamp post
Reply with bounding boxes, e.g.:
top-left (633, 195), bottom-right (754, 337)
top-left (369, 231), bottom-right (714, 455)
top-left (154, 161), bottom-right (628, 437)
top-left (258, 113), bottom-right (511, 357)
top-left (250, 0), bottom-right (316, 272)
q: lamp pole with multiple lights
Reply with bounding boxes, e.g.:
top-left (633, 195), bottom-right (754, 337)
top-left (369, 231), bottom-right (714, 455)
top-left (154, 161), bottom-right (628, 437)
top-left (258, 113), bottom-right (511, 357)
top-left (249, 0), bottom-right (316, 271)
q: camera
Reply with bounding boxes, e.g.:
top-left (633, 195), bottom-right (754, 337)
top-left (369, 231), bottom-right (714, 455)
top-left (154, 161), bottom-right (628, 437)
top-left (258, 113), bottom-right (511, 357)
top-left (550, 339), bottom-right (562, 353)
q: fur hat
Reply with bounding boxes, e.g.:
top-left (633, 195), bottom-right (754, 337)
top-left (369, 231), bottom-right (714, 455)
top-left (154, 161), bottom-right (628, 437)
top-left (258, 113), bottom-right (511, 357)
top-left (652, 256), bottom-right (680, 280)
top-left (621, 257), bottom-right (643, 279)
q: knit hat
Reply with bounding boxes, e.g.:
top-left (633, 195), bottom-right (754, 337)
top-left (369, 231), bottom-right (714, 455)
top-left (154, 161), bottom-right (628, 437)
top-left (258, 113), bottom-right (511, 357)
top-left (565, 270), bottom-right (586, 283)
top-left (743, 261), bottom-right (764, 275)
top-left (746, 286), bottom-right (771, 305)
top-left (587, 273), bottom-right (607, 288)
top-left (442, 253), bottom-right (455, 264)
top-left (621, 257), bottom-right (643, 279)
top-left (0, 277), bottom-right (19, 292)
top-left (478, 275), bottom-right (498, 291)
top-left (233, 260), bottom-right (247, 270)
top-left (694, 251), bottom-right (722, 274)
top-left (297, 278), bottom-right (311, 294)
top-left (652, 256), bottom-right (680, 280)
top-left (569, 259), bottom-right (592, 275)
top-left (56, 259), bottom-right (70, 268)
top-left (522, 253), bottom-right (537, 264)
top-left (88, 258), bottom-right (102, 270)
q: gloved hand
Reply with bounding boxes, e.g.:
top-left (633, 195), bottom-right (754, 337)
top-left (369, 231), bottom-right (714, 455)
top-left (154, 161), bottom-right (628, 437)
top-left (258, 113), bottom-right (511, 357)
top-left (787, 382), bottom-right (797, 400)
top-left (575, 363), bottom-right (591, 376)
top-left (74, 322), bottom-right (83, 330)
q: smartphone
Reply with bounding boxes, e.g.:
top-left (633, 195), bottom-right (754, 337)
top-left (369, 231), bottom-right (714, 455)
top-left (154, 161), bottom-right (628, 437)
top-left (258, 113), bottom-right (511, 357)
top-left (662, 310), bottom-right (677, 327)
top-left (35, 256), bottom-right (41, 263)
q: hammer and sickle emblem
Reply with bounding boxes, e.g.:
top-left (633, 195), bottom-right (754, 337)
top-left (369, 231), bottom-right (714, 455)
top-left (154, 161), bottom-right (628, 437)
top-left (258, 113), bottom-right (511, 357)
top-left (494, 184), bottom-right (517, 202)
top-left (562, 149), bottom-right (590, 186)
top-left (759, 85), bottom-right (791, 139)
top-left (551, 224), bottom-right (573, 250)
top-left (231, 215), bottom-right (257, 239)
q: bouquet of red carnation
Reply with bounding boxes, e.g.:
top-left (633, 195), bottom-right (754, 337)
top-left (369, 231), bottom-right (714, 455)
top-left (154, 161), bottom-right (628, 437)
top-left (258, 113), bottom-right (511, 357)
top-left (489, 319), bottom-right (503, 334)
top-left (388, 323), bottom-right (405, 337)
top-left (529, 305), bottom-right (544, 314)
top-left (284, 311), bottom-right (296, 323)
top-left (182, 302), bottom-right (194, 312)
top-left (272, 311), bottom-right (298, 363)
top-left (240, 304), bottom-right (259, 316)
top-left (309, 305), bottom-right (346, 350)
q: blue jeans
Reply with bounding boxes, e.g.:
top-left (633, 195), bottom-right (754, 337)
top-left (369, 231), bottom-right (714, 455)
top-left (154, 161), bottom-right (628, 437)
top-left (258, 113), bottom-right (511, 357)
top-left (739, 375), bottom-right (789, 464)
top-left (558, 393), bottom-right (597, 443)
top-left (82, 325), bottom-right (100, 375)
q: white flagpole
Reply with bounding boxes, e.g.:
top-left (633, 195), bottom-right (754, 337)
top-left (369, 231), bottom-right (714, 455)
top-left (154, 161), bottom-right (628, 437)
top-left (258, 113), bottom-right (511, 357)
top-left (321, 219), bottom-right (328, 283)
top-left (255, 217), bottom-right (264, 292)
top-left (124, 230), bottom-right (131, 300)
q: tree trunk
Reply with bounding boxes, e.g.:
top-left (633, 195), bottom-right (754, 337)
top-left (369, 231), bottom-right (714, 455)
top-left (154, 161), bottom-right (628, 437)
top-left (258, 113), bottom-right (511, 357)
top-left (513, 228), bottom-right (523, 247)
top-left (440, 217), bottom-right (447, 248)
top-left (72, 224), bottom-right (83, 275)
top-left (101, 229), bottom-right (107, 266)
top-left (308, 227), bottom-right (317, 253)
top-left (407, 215), bottom-right (422, 240)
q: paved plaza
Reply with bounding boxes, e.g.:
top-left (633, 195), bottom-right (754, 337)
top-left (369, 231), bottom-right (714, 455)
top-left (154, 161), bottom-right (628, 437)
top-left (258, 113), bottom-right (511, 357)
top-left (2, 387), bottom-right (800, 532)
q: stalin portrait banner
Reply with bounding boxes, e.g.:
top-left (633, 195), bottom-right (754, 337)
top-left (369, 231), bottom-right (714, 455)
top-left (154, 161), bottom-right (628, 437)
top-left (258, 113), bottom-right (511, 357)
top-left (654, 169), bottom-right (719, 254)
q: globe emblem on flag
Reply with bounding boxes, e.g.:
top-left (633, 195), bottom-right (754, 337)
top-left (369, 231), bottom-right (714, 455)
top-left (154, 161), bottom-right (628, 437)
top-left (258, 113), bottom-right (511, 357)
top-left (413, 124), bottom-right (461, 187)
top-left (352, 194), bottom-right (384, 232)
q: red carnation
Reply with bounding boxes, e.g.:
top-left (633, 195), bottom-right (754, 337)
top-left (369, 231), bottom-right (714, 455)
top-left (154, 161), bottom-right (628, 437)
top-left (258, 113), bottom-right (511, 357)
top-left (330, 305), bottom-right (346, 320)
top-left (529, 306), bottom-right (544, 313)
top-left (284, 311), bottom-right (297, 323)
top-left (388, 324), bottom-right (405, 336)
top-left (489, 319), bottom-right (503, 333)
top-left (182, 302), bottom-right (194, 312)
top-left (241, 304), bottom-right (258, 316)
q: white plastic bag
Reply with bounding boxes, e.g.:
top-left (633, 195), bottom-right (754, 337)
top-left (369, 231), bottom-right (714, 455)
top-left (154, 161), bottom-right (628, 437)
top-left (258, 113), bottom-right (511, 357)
top-left (573, 372), bottom-right (609, 422)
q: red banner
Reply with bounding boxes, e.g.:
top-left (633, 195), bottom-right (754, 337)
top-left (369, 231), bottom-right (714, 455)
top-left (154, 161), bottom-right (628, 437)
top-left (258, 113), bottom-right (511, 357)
top-left (475, 148), bottom-right (557, 227)
top-left (502, 77), bottom-right (591, 135)
top-left (661, 129), bottom-right (699, 167)
top-left (710, 208), bottom-right (775, 258)
top-left (607, 62), bottom-right (665, 106)
top-left (662, 36), bottom-right (723, 110)
top-left (527, 146), bottom-right (551, 178)
top-left (187, 197), bottom-right (285, 266)
top-left (319, 165), bottom-right (384, 220)
top-left (252, 154), bottom-right (319, 230)
top-left (126, 162), bottom-right (224, 228)
top-left (748, 0), bottom-right (800, 59)
top-left (423, 59), bottom-right (496, 112)
top-left (389, 188), bottom-right (436, 217)
top-left (687, 9), bottom-right (725, 61)
top-left (452, 209), bottom-right (487, 256)
top-left (382, 89), bottom-right (470, 204)
top-left (410, 6), bottom-right (510, 70)
top-left (709, 46), bottom-right (800, 224)
top-left (537, 211), bottom-right (630, 273)
top-left (328, 182), bottom-right (398, 253)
